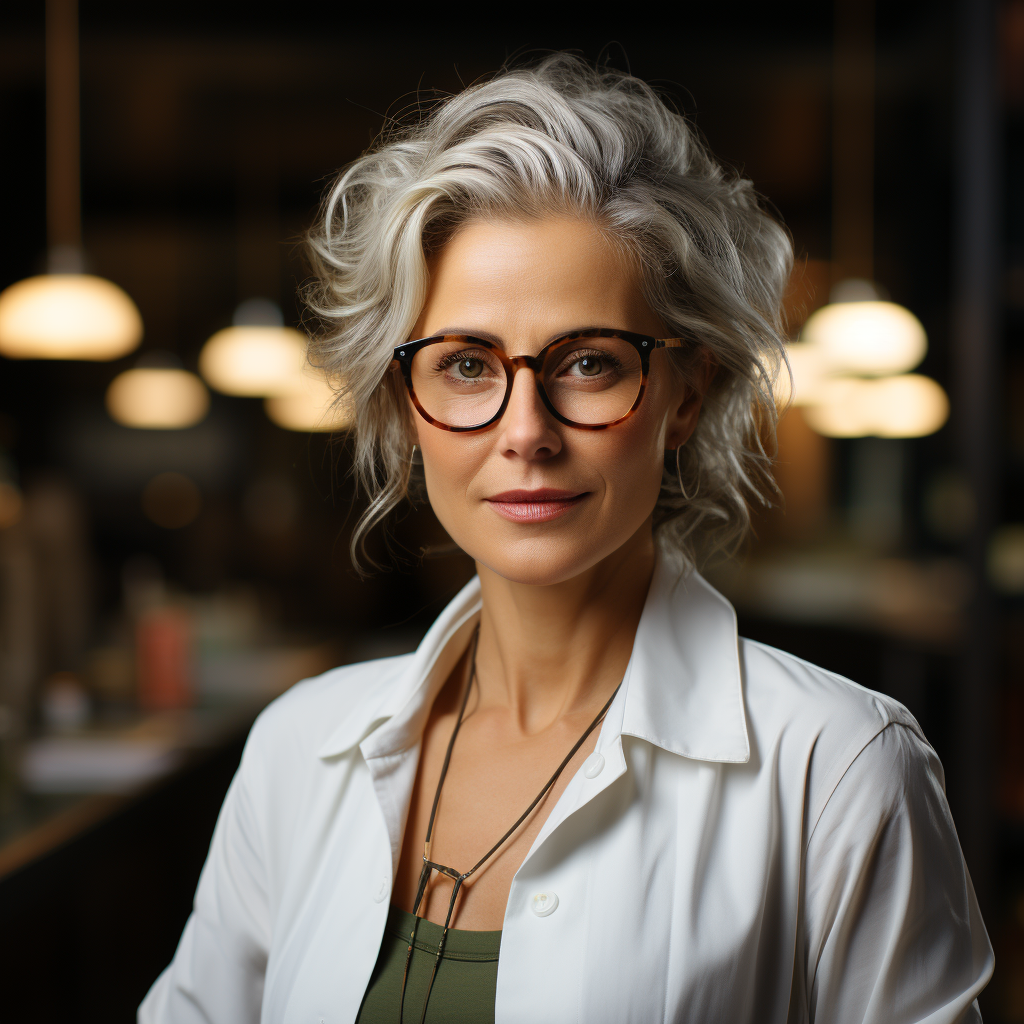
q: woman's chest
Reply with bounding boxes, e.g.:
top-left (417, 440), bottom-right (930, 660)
top-left (392, 706), bottom-right (601, 931)
top-left (261, 739), bottom-right (804, 1024)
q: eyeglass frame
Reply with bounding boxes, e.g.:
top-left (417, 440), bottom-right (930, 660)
top-left (391, 327), bottom-right (688, 433)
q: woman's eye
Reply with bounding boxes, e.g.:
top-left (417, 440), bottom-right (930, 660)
top-left (455, 358), bottom-right (484, 378)
top-left (576, 355), bottom-right (603, 376)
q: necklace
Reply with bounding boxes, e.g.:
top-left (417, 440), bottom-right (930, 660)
top-left (399, 625), bottom-right (622, 1024)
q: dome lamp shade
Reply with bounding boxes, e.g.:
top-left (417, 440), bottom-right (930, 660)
top-left (800, 294), bottom-right (927, 377)
top-left (106, 355), bottom-right (209, 430)
top-left (0, 273), bottom-right (143, 360)
top-left (264, 368), bottom-right (352, 433)
top-left (0, 1), bottom-right (144, 362)
top-left (803, 374), bottom-right (949, 439)
top-left (199, 299), bottom-right (308, 397)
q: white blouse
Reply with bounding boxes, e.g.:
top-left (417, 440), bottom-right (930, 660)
top-left (140, 556), bottom-right (993, 1023)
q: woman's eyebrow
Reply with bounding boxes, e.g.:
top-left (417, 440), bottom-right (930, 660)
top-left (546, 325), bottom-right (617, 342)
top-left (424, 327), bottom-right (506, 346)
top-left (421, 325), bottom-right (625, 351)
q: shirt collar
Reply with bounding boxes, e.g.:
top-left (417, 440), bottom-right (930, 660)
top-left (316, 576), bottom-right (483, 759)
top-left (617, 553), bottom-right (750, 762)
top-left (317, 552), bottom-right (749, 765)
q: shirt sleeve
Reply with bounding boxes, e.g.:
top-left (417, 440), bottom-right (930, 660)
top-left (138, 739), bottom-right (271, 1024)
top-left (804, 722), bottom-right (994, 1023)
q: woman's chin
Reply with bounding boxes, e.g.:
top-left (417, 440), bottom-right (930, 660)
top-left (470, 537), bottom-right (626, 589)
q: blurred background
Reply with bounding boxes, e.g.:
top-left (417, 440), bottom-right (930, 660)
top-left (0, 0), bottom-right (1020, 1019)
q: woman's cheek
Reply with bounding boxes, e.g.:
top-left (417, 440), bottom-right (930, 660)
top-left (419, 444), bottom-right (478, 549)
top-left (612, 459), bottom-right (664, 535)
top-left (596, 419), bottom-right (665, 505)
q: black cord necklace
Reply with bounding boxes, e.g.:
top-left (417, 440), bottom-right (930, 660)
top-left (398, 625), bottom-right (622, 1024)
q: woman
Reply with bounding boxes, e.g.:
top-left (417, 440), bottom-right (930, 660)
top-left (141, 56), bottom-right (993, 1023)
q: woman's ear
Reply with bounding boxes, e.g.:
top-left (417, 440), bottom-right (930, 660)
top-left (665, 348), bottom-right (717, 450)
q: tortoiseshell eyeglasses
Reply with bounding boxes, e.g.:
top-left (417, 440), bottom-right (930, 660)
top-left (391, 328), bottom-right (687, 432)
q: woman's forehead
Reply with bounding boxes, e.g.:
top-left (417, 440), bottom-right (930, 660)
top-left (416, 216), bottom-right (661, 343)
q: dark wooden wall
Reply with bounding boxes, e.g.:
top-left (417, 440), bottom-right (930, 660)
top-left (0, 733), bottom-right (245, 1023)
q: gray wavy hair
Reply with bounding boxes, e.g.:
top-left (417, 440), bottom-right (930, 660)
top-left (305, 54), bottom-right (792, 571)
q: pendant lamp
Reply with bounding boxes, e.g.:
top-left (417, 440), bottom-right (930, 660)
top-left (264, 367), bottom-right (353, 433)
top-left (0, 0), bottom-right (142, 361)
top-left (199, 298), bottom-right (351, 433)
top-left (784, 0), bottom-right (948, 439)
top-left (106, 353), bottom-right (210, 430)
top-left (198, 299), bottom-right (307, 397)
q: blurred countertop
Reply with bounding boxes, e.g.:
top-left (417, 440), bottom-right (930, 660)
top-left (0, 699), bottom-right (265, 882)
top-left (705, 550), bottom-right (972, 647)
top-left (0, 640), bottom-right (342, 883)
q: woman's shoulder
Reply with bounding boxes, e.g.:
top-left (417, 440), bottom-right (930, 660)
top-left (738, 636), bottom-right (919, 734)
top-left (736, 636), bottom-right (932, 817)
top-left (243, 651), bottom-right (415, 765)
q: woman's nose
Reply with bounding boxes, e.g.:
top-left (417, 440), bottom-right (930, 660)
top-left (496, 367), bottom-right (562, 460)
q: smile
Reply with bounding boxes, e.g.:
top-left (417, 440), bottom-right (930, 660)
top-left (485, 489), bottom-right (589, 523)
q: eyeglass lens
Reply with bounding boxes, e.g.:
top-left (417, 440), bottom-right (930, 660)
top-left (409, 335), bottom-right (643, 428)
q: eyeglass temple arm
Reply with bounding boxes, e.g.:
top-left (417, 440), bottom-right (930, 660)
top-left (655, 338), bottom-right (686, 349)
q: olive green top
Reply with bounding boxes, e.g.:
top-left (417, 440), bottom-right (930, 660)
top-left (355, 904), bottom-right (502, 1024)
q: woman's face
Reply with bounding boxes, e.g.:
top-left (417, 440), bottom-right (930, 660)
top-left (409, 215), bottom-right (704, 587)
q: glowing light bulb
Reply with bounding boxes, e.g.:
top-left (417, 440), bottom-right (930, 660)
top-left (778, 342), bottom-right (827, 407)
top-left (199, 325), bottom-right (308, 397)
top-left (106, 367), bottom-right (209, 429)
top-left (802, 377), bottom-right (874, 437)
top-left (264, 368), bottom-right (352, 432)
top-left (0, 274), bottom-right (143, 360)
top-left (198, 299), bottom-right (309, 397)
top-left (804, 374), bottom-right (948, 439)
top-left (864, 374), bottom-right (949, 438)
top-left (801, 300), bottom-right (927, 376)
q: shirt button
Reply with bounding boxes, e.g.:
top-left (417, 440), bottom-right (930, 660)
top-left (373, 877), bottom-right (390, 903)
top-left (531, 891), bottom-right (559, 917)
top-left (583, 752), bottom-right (605, 779)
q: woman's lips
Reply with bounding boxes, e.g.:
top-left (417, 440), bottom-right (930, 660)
top-left (485, 489), bottom-right (588, 523)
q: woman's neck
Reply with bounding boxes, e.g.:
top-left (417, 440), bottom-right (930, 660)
top-left (473, 525), bottom-right (657, 734)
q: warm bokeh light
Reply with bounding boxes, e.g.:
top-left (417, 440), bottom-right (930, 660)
top-left (0, 274), bottom-right (143, 360)
top-left (0, 481), bottom-right (23, 529)
top-left (199, 326), bottom-right (307, 396)
top-left (264, 369), bottom-right (352, 432)
top-left (198, 300), bottom-right (348, 431)
top-left (988, 524), bottom-right (1024, 594)
top-left (106, 368), bottom-right (210, 430)
top-left (923, 471), bottom-right (976, 541)
top-left (800, 300), bottom-right (927, 376)
top-left (142, 472), bottom-right (203, 529)
top-left (866, 374), bottom-right (949, 438)
top-left (778, 342), bottom-right (827, 407)
top-left (802, 378), bottom-right (873, 437)
top-left (803, 374), bottom-right (949, 438)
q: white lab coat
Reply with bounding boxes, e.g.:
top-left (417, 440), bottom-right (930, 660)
top-left (140, 555), bottom-right (993, 1023)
